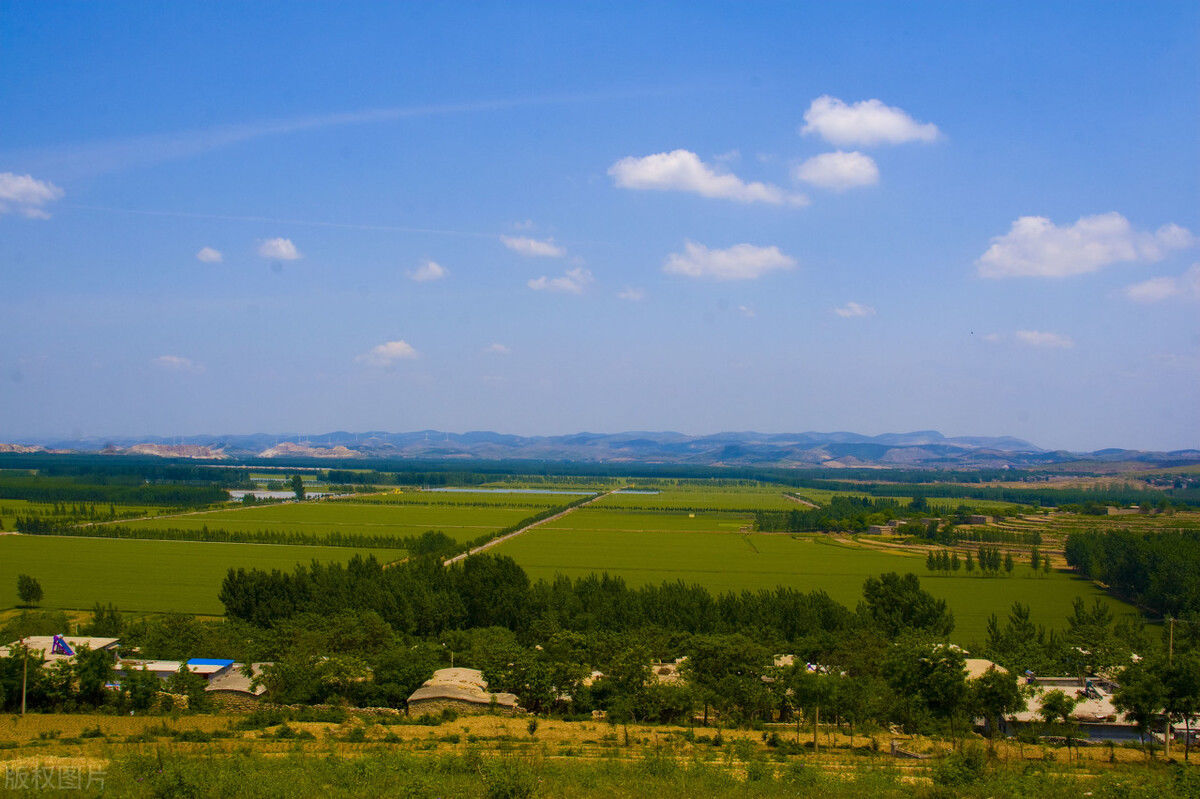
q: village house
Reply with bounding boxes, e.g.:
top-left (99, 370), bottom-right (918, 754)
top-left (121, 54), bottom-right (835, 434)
top-left (406, 667), bottom-right (521, 716)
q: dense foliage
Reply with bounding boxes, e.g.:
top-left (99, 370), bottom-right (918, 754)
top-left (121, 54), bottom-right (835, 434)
top-left (0, 474), bottom-right (228, 506)
top-left (1065, 528), bottom-right (1200, 616)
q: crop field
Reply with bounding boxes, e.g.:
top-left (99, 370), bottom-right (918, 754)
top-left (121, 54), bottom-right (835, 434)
top-left (0, 499), bottom-right (170, 529)
top-left (0, 535), bottom-right (405, 614)
top-left (116, 498), bottom-right (555, 544)
top-left (343, 489), bottom-right (581, 510)
top-left (593, 487), bottom-right (799, 512)
top-left (543, 507), bottom-right (751, 532)
top-left (495, 521), bottom-right (1132, 642)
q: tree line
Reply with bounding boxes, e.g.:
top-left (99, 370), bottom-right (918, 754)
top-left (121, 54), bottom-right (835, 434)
top-left (1065, 528), bottom-right (1200, 616)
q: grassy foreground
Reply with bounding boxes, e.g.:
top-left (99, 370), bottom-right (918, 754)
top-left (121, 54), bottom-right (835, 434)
top-left (0, 713), bottom-right (1195, 798)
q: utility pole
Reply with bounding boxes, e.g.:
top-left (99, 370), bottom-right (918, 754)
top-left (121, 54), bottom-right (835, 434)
top-left (20, 639), bottom-right (28, 715)
top-left (1168, 617), bottom-right (1175, 666)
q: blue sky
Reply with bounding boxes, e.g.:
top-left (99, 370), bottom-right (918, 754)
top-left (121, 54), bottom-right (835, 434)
top-left (1, 2), bottom-right (1197, 451)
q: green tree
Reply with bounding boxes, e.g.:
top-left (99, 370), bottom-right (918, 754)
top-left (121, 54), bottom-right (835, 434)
top-left (970, 666), bottom-right (1024, 754)
top-left (860, 573), bottom-right (954, 638)
top-left (1160, 654), bottom-right (1200, 761)
top-left (166, 663), bottom-right (211, 711)
top-left (1113, 662), bottom-right (1165, 758)
top-left (1039, 689), bottom-right (1080, 760)
top-left (74, 645), bottom-right (114, 707)
top-left (290, 475), bottom-right (305, 500)
top-left (1004, 552), bottom-right (1015, 574)
top-left (83, 602), bottom-right (123, 637)
top-left (790, 666), bottom-right (834, 751)
top-left (122, 666), bottom-right (160, 711)
top-left (883, 635), bottom-right (969, 738)
top-left (683, 634), bottom-right (772, 727)
top-left (372, 644), bottom-right (440, 709)
top-left (965, 551), bottom-right (976, 574)
top-left (16, 574), bottom-right (42, 607)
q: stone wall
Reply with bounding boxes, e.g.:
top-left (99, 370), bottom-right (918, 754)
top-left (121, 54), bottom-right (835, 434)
top-left (206, 691), bottom-right (263, 713)
top-left (407, 697), bottom-right (519, 718)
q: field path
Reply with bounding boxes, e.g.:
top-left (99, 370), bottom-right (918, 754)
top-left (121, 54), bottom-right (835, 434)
top-left (442, 487), bottom-right (625, 566)
top-left (783, 493), bottom-right (819, 509)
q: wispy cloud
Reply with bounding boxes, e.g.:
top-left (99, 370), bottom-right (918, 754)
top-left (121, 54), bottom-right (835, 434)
top-left (737, 305), bottom-right (756, 318)
top-left (257, 238), bottom-right (301, 260)
top-left (617, 287), bottom-right (646, 301)
top-left (663, 241), bottom-right (796, 281)
top-left (528, 267), bottom-right (593, 294)
top-left (0, 172), bottom-right (63, 218)
top-left (1015, 330), bottom-right (1074, 349)
top-left (195, 246), bottom-right (223, 263)
top-left (609, 149), bottom-right (807, 206)
top-left (151, 355), bottom-right (204, 373)
top-left (8, 88), bottom-right (682, 179)
top-left (356, 339), bottom-right (419, 366)
top-left (833, 301), bottom-right (876, 318)
top-left (483, 343), bottom-right (512, 355)
top-left (977, 213), bottom-right (1193, 278)
top-left (502, 235), bottom-right (565, 257)
top-left (801, 96), bottom-right (940, 146)
top-left (409, 260), bottom-right (448, 281)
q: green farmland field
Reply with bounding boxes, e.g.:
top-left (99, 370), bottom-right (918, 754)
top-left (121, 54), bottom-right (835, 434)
top-left (494, 522), bottom-right (1133, 643)
top-left (345, 490), bottom-right (578, 510)
top-left (594, 487), bottom-right (800, 512)
top-left (0, 535), bottom-right (405, 615)
top-left (543, 508), bottom-right (752, 533)
top-left (117, 500), bottom-right (546, 544)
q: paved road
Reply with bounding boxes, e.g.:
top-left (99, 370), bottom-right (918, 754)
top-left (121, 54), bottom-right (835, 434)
top-left (442, 486), bottom-right (624, 566)
top-left (784, 493), bottom-right (819, 509)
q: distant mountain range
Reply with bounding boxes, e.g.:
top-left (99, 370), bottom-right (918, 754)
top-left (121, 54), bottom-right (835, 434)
top-left (5, 430), bottom-right (1200, 470)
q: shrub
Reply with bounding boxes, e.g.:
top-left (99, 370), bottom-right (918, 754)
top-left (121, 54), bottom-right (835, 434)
top-left (932, 747), bottom-right (986, 787)
top-left (481, 756), bottom-right (539, 799)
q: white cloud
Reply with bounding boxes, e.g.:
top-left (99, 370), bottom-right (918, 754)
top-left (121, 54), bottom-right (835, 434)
top-left (833, 301), bottom-right (876, 318)
top-left (1124, 263), bottom-right (1200, 303)
top-left (528, 267), bottom-right (593, 294)
top-left (409, 260), bottom-right (448, 282)
top-left (663, 241), bottom-right (797, 281)
top-left (793, 151), bottom-right (879, 190)
top-left (484, 342), bottom-right (511, 355)
top-left (737, 305), bottom-right (756, 318)
top-left (617, 286), bottom-right (646, 302)
top-left (977, 213), bottom-right (1194, 279)
top-left (356, 339), bottom-right (419, 366)
top-left (608, 149), bottom-right (807, 206)
top-left (0, 172), bottom-right (64, 218)
top-left (195, 246), bottom-right (223, 263)
top-left (1015, 330), bottom-right (1074, 349)
top-left (512, 219), bottom-right (536, 230)
top-left (257, 237), bottom-right (301, 260)
top-left (151, 355), bottom-right (204, 373)
top-left (501, 235), bottom-right (565, 257)
top-left (983, 333), bottom-right (1002, 343)
top-left (801, 96), bottom-right (940, 146)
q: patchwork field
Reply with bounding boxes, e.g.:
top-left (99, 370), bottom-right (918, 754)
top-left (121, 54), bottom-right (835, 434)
top-left (593, 487), bottom-right (799, 512)
top-left (543, 507), bottom-right (752, 532)
top-left (0, 535), bottom-right (405, 614)
top-left (0, 499), bottom-right (169, 529)
top-left (116, 496), bottom-right (560, 544)
top-left (494, 513), bottom-right (1133, 643)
